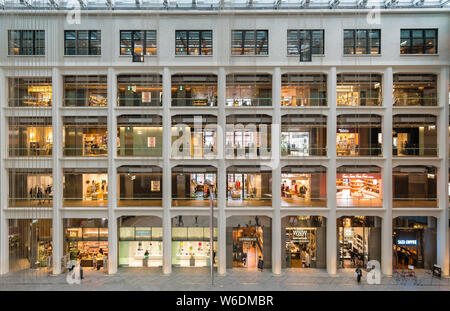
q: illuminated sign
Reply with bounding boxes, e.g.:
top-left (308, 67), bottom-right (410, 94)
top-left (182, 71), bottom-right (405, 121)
top-left (341, 174), bottom-right (377, 179)
top-left (397, 239), bottom-right (417, 246)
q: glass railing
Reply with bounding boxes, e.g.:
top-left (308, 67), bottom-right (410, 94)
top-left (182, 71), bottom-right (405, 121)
top-left (8, 198), bottom-right (53, 208)
top-left (336, 97), bottom-right (382, 107)
top-left (63, 98), bottom-right (107, 107)
top-left (171, 98), bottom-right (217, 107)
top-left (63, 198), bottom-right (108, 207)
top-left (394, 96), bottom-right (438, 106)
top-left (281, 197), bottom-right (327, 207)
top-left (225, 147), bottom-right (271, 158)
top-left (117, 98), bottom-right (162, 107)
top-left (117, 147), bottom-right (163, 157)
top-left (226, 197), bottom-right (272, 207)
top-left (393, 198), bottom-right (438, 208)
top-left (226, 98), bottom-right (272, 107)
top-left (281, 146), bottom-right (327, 157)
top-left (336, 197), bottom-right (383, 208)
top-left (9, 147), bottom-right (53, 157)
top-left (393, 146), bottom-right (438, 157)
top-left (63, 147), bottom-right (108, 156)
top-left (281, 97), bottom-right (327, 107)
top-left (172, 198), bottom-right (217, 207)
top-left (8, 99), bottom-right (52, 107)
top-left (336, 146), bottom-right (383, 157)
top-left (118, 198), bottom-right (162, 207)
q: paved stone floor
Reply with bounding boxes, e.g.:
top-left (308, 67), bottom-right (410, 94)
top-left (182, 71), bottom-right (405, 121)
top-left (0, 267), bottom-right (449, 291)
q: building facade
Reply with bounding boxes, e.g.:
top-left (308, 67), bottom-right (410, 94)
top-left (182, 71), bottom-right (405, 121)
top-left (0, 3), bottom-right (449, 277)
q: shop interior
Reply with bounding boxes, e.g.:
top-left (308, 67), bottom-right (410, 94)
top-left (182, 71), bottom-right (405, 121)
top-left (8, 219), bottom-right (52, 272)
top-left (117, 74), bottom-right (163, 106)
top-left (227, 167), bottom-right (272, 206)
top-left (9, 78), bottom-right (52, 107)
top-left (118, 167), bottom-right (163, 206)
top-left (171, 75), bottom-right (217, 107)
top-left (8, 118), bottom-right (53, 157)
top-left (63, 171), bottom-right (108, 207)
top-left (171, 115), bottom-right (217, 157)
top-left (63, 117), bottom-right (108, 156)
top-left (336, 115), bottom-right (382, 157)
top-left (336, 74), bottom-right (382, 106)
top-left (63, 75), bottom-right (107, 107)
top-left (8, 170), bottom-right (53, 207)
top-left (64, 218), bottom-right (108, 268)
top-left (172, 216), bottom-right (217, 267)
top-left (172, 166), bottom-right (217, 207)
top-left (392, 166), bottom-right (437, 207)
top-left (281, 74), bottom-right (327, 107)
top-left (232, 226), bottom-right (264, 269)
top-left (393, 74), bottom-right (437, 106)
top-left (226, 74), bottom-right (272, 107)
top-left (338, 216), bottom-right (381, 268)
top-left (336, 169), bottom-right (382, 207)
top-left (280, 167), bottom-right (326, 207)
top-left (393, 115), bottom-right (437, 156)
top-left (119, 216), bottom-right (163, 267)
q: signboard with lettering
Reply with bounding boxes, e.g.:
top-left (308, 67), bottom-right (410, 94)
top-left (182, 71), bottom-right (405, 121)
top-left (397, 239), bottom-right (417, 246)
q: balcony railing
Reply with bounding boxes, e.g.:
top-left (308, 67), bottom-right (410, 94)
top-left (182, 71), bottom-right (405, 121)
top-left (281, 146), bottom-right (327, 157)
top-left (281, 197), bottom-right (327, 207)
top-left (336, 146), bottom-right (383, 157)
top-left (171, 198), bottom-right (217, 207)
top-left (394, 96), bottom-right (438, 107)
top-left (336, 197), bottom-right (383, 208)
top-left (226, 98), bottom-right (272, 107)
top-left (63, 198), bottom-right (108, 207)
top-left (171, 98), bottom-right (217, 107)
top-left (226, 197), bottom-right (272, 207)
top-left (8, 198), bottom-right (53, 208)
top-left (281, 96), bottom-right (327, 107)
top-left (9, 147), bottom-right (52, 157)
top-left (225, 147), bottom-right (271, 158)
top-left (118, 198), bottom-right (162, 207)
top-left (117, 98), bottom-right (162, 107)
top-left (117, 147), bottom-right (163, 157)
top-left (393, 146), bottom-right (438, 157)
top-left (393, 198), bottom-right (438, 208)
top-left (63, 147), bottom-right (108, 157)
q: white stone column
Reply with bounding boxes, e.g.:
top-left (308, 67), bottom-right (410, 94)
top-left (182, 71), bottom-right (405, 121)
top-left (271, 67), bottom-right (282, 275)
top-left (217, 67), bottom-right (227, 275)
top-left (162, 67), bottom-right (172, 274)
top-left (107, 67), bottom-right (118, 274)
top-left (326, 67), bottom-right (337, 275)
top-left (52, 67), bottom-right (63, 275)
top-left (437, 66), bottom-right (449, 276)
top-left (0, 68), bottom-right (8, 275)
top-left (382, 67), bottom-right (393, 276)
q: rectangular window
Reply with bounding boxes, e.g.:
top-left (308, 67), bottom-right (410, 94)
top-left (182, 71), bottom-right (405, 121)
top-left (400, 29), bottom-right (437, 54)
top-left (343, 29), bottom-right (381, 55)
top-left (175, 30), bottom-right (212, 55)
top-left (64, 30), bottom-right (101, 56)
top-left (231, 30), bottom-right (268, 56)
top-left (8, 30), bottom-right (45, 56)
top-left (120, 30), bottom-right (157, 56)
top-left (287, 30), bottom-right (324, 56)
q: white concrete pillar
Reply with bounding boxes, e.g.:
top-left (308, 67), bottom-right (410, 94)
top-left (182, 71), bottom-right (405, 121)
top-left (271, 67), bottom-right (282, 275)
top-left (107, 67), bottom-right (118, 274)
top-left (437, 66), bottom-right (449, 276)
top-left (0, 68), bottom-right (8, 275)
top-left (51, 67), bottom-right (63, 275)
top-left (217, 67), bottom-right (227, 275)
top-left (326, 67), bottom-right (337, 275)
top-left (382, 67), bottom-right (393, 276)
top-left (162, 67), bottom-right (172, 274)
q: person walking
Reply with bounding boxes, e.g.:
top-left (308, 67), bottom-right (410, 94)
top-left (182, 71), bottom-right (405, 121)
top-left (92, 255), bottom-right (97, 270)
top-left (355, 267), bottom-right (363, 283)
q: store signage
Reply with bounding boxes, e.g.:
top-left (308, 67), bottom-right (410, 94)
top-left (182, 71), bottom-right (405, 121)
top-left (291, 229), bottom-right (309, 242)
top-left (397, 239), bottom-right (417, 246)
top-left (337, 128), bottom-right (351, 133)
top-left (341, 174), bottom-right (376, 179)
top-left (239, 237), bottom-right (257, 242)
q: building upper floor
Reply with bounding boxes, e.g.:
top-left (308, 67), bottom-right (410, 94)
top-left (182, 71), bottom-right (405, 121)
top-left (0, 9), bottom-right (448, 67)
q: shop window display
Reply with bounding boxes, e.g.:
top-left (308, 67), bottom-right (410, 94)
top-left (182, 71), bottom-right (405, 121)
top-left (63, 75), bottom-right (107, 107)
top-left (227, 166), bottom-right (272, 207)
top-left (232, 226), bottom-right (264, 269)
top-left (63, 171), bottom-right (108, 207)
top-left (336, 167), bottom-right (382, 207)
top-left (119, 227), bottom-right (163, 267)
top-left (281, 74), bottom-right (327, 107)
top-left (171, 115), bottom-right (217, 158)
top-left (226, 74), bottom-right (272, 107)
top-left (63, 117), bottom-right (108, 156)
top-left (8, 169), bottom-right (53, 207)
top-left (393, 74), bottom-right (437, 106)
top-left (8, 117), bottom-right (53, 157)
top-left (172, 166), bottom-right (217, 207)
top-left (8, 77), bottom-right (52, 107)
top-left (338, 216), bottom-right (381, 268)
top-left (336, 74), bottom-right (382, 106)
top-left (171, 75), bottom-right (217, 107)
top-left (118, 166), bottom-right (163, 207)
top-left (336, 114), bottom-right (382, 157)
top-left (117, 74), bottom-right (162, 107)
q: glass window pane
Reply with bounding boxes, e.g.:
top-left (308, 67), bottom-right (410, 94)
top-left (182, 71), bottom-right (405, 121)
top-left (256, 30), bottom-right (268, 55)
top-left (244, 31), bottom-right (255, 55)
top-left (200, 31), bottom-right (212, 55)
top-left (231, 31), bottom-right (243, 55)
top-left (145, 30), bottom-right (157, 55)
top-left (120, 31), bottom-right (132, 55)
top-left (287, 30), bottom-right (299, 55)
top-left (311, 30), bottom-right (324, 54)
top-left (356, 30), bottom-right (367, 54)
top-left (188, 31), bottom-right (200, 55)
top-left (175, 31), bottom-right (188, 55)
top-left (369, 30), bottom-right (380, 54)
top-left (133, 31), bottom-right (144, 56)
top-left (343, 30), bottom-right (354, 54)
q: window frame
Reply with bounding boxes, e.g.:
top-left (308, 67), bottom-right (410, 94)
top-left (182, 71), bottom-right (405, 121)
top-left (175, 30), bottom-right (213, 56)
top-left (8, 30), bottom-right (45, 56)
top-left (287, 29), bottom-right (325, 56)
top-left (343, 29), bottom-right (381, 55)
top-left (64, 30), bottom-right (101, 56)
top-left (231, 30), bottom-right (269, 56)
top-left (119, 30), bottom-right (158, 56)
top-left (400, 29), bottom-right (438, 55)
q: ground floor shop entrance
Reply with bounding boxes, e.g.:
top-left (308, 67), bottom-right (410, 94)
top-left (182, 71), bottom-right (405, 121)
top-left (232, 226), bottom-right (264, 269)
top-left (338, 216), bottom-right (381, 269)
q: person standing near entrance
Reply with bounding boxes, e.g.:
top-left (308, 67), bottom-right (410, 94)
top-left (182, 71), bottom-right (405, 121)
top-left (355, 267), bottom-right (362, 283)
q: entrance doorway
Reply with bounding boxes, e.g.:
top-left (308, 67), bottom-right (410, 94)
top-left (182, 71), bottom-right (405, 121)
top-left (232, 226), bottom-right (263, 269)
